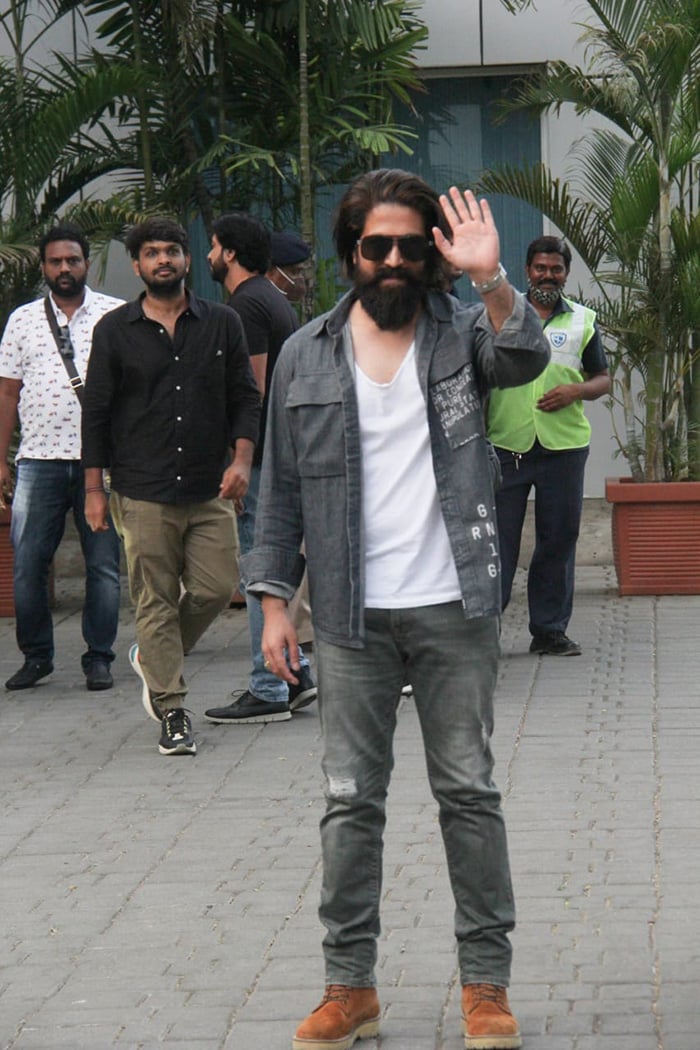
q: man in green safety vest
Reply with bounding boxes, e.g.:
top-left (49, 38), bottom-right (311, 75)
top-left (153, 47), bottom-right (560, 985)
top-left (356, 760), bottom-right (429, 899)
top-left (488, 236), bottom-right (610, 656)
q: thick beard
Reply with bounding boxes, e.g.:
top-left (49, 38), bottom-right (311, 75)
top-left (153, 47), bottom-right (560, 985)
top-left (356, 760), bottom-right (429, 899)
top-left (354, 268), bottom-right (426, 330)
top-left (528, 281), bottom-right (562, 307)
top-left (46, 273), bottom-right (87, 299)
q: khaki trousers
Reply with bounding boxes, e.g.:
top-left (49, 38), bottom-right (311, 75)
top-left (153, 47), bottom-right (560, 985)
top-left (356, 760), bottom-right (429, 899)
top-left (112, 494), bottom-right (237, 712)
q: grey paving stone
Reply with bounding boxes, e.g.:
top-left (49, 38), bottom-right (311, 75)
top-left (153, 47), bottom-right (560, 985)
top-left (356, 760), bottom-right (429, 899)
top-left (2, 568), bottom-right (699, 1049)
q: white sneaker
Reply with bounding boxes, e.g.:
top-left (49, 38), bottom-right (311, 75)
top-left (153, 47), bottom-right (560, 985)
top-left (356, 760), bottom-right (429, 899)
top-left (128, 643), bottom-right (161, 722)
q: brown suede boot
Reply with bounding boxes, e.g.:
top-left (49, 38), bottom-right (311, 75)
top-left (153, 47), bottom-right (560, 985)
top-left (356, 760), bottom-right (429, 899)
top-left (461, 984), bottom-right (522, 1049)
top-left (292, 985), bottom-right (380, 1050)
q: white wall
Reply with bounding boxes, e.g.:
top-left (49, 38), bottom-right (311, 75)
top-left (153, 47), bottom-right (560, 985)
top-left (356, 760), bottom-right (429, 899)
top-left (417, 0), bottom-right (593, 67)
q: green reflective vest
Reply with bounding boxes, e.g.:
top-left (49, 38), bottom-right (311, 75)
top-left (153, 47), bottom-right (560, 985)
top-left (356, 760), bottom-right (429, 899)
top-left (487, 297), bottom-right (597, 452)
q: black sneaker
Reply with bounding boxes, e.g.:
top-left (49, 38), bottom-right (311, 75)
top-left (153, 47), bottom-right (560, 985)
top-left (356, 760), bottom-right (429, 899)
top-left (158, 709), bottom-right (197, 755)
top-left (205, 690), bottom-right (291, 724)
top-left (5, 658), bottom-right (54, 690)
top-left (288, 666), bottom-right (317, 712)
top-left (529, 631), bottom-right (582, 656)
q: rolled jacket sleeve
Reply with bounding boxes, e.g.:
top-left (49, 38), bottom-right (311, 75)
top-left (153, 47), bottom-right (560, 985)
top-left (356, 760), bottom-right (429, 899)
top-left (474, 291), bottom-right (551, 390)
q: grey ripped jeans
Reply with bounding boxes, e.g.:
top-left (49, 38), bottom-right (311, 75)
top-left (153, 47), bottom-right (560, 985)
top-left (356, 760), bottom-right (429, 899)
top-left (315, 602), bottom-right (515, 988)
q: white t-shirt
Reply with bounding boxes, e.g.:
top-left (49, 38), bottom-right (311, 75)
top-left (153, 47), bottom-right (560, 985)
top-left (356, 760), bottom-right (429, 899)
top-left (355, 340), bottom-right (462, 608)
top-left (0, 287), bottom-right (123, 461)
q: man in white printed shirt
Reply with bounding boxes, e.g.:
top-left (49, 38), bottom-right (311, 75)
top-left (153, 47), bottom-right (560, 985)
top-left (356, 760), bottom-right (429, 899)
top-left (0, 224), bottom-right (122, 691)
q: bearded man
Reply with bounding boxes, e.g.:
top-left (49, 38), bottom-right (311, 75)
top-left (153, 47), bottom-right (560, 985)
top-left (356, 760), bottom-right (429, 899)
top-left (242, 168), bottom-right (550, 1050)
top-left (203, 213), bottom-right (317, 724)
top-left (0, 224), bottom-right (123, 692)
top-left (487, 235), bottom-right (610, 657)
top-left (82, 218), bottom-right (260, 756)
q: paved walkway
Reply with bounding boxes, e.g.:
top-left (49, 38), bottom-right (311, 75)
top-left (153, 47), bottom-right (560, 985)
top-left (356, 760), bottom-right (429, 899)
top-left (1, 566), bottom-right (698, 1050)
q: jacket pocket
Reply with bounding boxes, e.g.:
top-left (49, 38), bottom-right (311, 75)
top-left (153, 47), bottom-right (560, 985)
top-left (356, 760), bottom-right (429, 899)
top-left (286, 373), bottom-right (345, 476)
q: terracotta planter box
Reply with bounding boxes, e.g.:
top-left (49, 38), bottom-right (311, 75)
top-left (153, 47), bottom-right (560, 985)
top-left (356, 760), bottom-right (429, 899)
top-left (0, 506), bottom-right (14, 616)
top-left (605, 477), bottom-right (700, 595)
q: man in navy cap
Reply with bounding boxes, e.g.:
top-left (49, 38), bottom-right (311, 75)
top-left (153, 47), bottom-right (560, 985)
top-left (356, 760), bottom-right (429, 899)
top-left (266, 231), bottom-right (311, 304)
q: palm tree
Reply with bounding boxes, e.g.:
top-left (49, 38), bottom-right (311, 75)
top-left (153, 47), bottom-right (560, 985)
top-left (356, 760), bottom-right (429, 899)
top-left (210, 2), bottom-right (429, 221)
top-left (68, 0), bottom-right (226, 224)
top-left (0, 0), bottom-right (145, 325)
top-left (214, 0), bottom-right (429, 314)
top-left (478, 0), bottom-right (700, 481)
top-left (62, 0), bottom-right (431, 307)
top-left (2, 0), bottom-right (539, 320)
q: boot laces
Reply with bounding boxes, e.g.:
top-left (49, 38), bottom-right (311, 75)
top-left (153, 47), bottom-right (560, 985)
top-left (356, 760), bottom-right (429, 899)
top-left (469, 983), bottom-right (507, 1006)
top-left (321, 985), bottom-right (352, 1006)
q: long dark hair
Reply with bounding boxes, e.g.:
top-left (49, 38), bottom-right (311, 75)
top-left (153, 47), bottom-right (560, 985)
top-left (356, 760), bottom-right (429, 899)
top-left (333, 168), bottom-right (450, 291)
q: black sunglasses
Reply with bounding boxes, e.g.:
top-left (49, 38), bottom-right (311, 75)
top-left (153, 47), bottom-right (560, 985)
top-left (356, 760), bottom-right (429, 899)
top-left (357, 234), bottom-right (433, 263)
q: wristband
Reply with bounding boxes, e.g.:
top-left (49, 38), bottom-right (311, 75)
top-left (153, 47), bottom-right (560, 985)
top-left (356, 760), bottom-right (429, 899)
top-left (471, 262), bottom-right (507, 295)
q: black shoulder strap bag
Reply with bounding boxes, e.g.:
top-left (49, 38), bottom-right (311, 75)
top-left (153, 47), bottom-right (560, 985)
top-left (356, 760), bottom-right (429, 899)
top-left (43, 297), bottom-right (84, 405)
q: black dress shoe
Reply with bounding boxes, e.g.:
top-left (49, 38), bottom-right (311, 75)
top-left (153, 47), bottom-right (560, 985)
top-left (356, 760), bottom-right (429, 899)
top-left (85, 660), bottom-right (114, 691)
top-left (5, 659), bottom-right (54, 690)
top-left (529, 631), bottom-right (582, 656)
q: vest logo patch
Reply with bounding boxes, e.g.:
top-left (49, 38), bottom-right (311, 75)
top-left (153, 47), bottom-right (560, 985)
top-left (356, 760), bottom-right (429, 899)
top-left (550, 331), bottom-right (568, 348)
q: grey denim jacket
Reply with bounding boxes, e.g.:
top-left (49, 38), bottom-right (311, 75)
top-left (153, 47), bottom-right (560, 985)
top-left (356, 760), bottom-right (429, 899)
top-left (242, 288), bottom-right (549, 648)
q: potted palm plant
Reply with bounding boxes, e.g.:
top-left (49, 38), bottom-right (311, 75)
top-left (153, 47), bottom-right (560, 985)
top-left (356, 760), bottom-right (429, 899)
top-left (479, 0), bottom-right (700, 594)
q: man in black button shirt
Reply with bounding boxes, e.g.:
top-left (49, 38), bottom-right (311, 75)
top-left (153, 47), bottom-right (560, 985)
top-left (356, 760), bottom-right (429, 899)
top-left (82, 217), bottom-right (260, 756)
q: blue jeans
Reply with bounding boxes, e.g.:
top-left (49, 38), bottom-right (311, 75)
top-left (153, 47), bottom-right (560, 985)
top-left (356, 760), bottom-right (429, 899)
top-left (495, 442), bottom-right (588, 635)
top-left (238, 465), bottom-right (310, 702)
top-left (11, 459), bottom-right (120, 668)
top-left (315, 603), bottom-right (515, 987)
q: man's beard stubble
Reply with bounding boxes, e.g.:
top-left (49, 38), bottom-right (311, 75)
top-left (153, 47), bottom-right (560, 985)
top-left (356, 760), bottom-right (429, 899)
top-left (209, 255), bottom-right (227, 285)
top-left (45, 273), bottom-right (87, 300)
top-left (354, 266), bottom-right (427, 331)
top-left (141, 272), bottom-right (184, 298)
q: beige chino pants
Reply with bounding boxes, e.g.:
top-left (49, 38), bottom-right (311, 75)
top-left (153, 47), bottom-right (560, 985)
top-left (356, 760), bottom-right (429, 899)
top-left (111, 494), bottom-right (237, 713)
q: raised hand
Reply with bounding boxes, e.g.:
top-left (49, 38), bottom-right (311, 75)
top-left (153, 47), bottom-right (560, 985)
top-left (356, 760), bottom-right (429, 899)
top-left (433, 187), bottom-right (501, 284)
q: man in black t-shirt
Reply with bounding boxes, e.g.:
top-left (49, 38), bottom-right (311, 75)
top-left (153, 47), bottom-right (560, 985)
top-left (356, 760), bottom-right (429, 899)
top-left (205, 214), bottom-right (317, 724)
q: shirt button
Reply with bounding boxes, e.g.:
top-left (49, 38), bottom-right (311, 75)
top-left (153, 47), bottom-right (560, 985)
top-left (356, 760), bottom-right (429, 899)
top-left (175, 385), bottom-right (181, 390)
top-left (177, 416), bottom-right (182, 421)
top-left (177, 447), bottom-right (183, 452)
top-left (176, 475), bottom-right (182, 481)
top-left (174, 356), bottom-right (179, 361)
